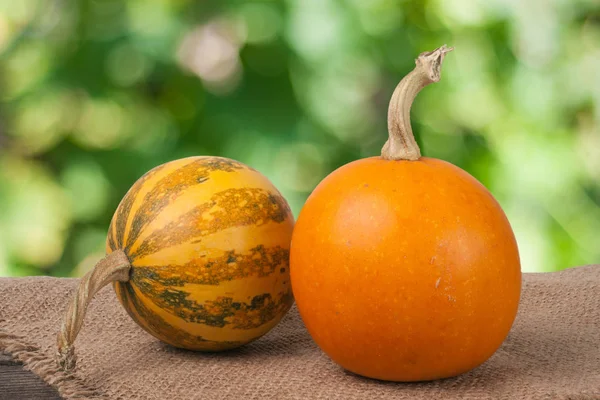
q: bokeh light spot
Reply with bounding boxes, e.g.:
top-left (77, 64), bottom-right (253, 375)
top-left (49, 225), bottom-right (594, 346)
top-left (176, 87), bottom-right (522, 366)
top-left (73, 97), bottom-right (129, 149)
top-left (1, 41), bottom-right (51, 99)
top-left (60, 158), bottom-right (111, 222)
top-left (177, 20), bottom-right (244, 94)
top-left (274, 142), bottom-right (326, 192)
top-left (239, 3), bottom-right (281, 44)
top-left (106, 42), bottom-right (151, 86)
top-left (0, 157), bottom-right (71, 267)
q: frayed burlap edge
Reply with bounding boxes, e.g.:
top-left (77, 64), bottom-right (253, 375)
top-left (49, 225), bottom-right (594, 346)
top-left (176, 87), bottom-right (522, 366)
top-left (0, 326), bottom-right (105, 400)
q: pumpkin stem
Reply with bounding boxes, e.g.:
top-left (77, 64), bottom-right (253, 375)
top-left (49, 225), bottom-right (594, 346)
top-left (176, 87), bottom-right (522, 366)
top-left (382, 44), bottom-right (453, 161)
top-left (56, 250), bottom-right (131, 371)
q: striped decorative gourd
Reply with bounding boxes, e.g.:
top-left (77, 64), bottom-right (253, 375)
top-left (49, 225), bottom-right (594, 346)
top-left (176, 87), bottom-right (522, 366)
top-left (57, 156), bottom-right (295, 369)
top-left (108, 156), bottom-right (295, 350)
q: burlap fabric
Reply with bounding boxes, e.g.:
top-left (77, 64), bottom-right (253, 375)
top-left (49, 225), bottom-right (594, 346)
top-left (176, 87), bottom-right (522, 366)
top-left (1, 266), bottom-right (599, 400)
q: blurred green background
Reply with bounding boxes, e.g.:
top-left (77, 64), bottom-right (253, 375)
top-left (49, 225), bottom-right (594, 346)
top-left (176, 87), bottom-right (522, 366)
top-left (0, 0), bottom-right (599, 277)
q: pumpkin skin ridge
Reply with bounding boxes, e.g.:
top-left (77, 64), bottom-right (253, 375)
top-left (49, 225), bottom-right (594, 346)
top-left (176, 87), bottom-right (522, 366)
top-left (118, 277), bottom-right (293, 348)
top-left (122, 157), bottom-right (248, 250)
top-left (131, 280), bottom-right (293, 330)
top-left (130, 219), bottom-right (293, 268)
top-left (113, 162), bottom-right (170, 248)
top-left (108, 158), bottom-right (196, 250)
top-left (107, 227), bottom-right (118, 252)
top-left (122, 163), bottom-right (293, 257)
top-left (127, 245), bottom-right (294, 330)
top-left (115, 281), bottom-right (244, 351)
top-left (129, 187), bottom-right (290, 260)
top-left (131, 245), bottom-right (290, 286)
top-left (106, 156), bottom-right (295, 351)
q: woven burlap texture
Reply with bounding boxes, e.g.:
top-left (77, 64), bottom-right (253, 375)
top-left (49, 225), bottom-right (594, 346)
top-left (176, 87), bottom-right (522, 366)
top-left (1, 266), bottom-right (599, 400)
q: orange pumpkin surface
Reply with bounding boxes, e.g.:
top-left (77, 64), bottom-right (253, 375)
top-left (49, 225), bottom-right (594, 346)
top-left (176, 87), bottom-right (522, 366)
top-left (290, 46), bottom-right (521, 382)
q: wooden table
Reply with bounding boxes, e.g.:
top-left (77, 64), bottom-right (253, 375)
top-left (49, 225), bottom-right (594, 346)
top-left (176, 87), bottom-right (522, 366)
top-left (0, 353), bottom-right (61, 400)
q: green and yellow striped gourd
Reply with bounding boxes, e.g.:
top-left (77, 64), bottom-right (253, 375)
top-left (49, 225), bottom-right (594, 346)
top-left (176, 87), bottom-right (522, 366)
top-left (57, 156), bottom-right (295, 370)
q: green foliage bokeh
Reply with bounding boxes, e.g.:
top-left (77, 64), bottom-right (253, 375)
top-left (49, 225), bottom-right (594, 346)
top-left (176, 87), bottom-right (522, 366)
top-left (0, 0), bottom-right (599, 277)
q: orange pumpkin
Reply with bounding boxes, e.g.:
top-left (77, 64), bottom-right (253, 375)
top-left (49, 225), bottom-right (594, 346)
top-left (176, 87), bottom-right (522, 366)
top-left (289, 46), bottom-right (521, 382)
top-left (57, 156), bottom-right (294, 370)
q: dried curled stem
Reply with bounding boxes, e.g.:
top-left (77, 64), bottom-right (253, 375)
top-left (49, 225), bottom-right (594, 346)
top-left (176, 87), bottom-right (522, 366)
top-left (56, 250), bottom-right (131, 371)
top-left (382, 44), bottom-right (454, 161)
